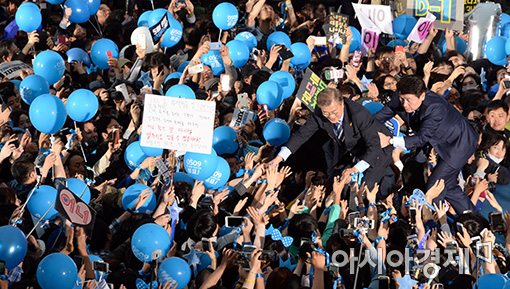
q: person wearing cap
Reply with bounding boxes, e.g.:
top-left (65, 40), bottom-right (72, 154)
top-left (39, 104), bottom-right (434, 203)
top-left (89, 80), bottom-right (110, 103)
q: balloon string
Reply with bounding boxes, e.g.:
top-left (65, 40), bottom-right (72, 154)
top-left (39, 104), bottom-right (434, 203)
top-left (74, 121), bottom-right (88, 163)
top-left (93, 15), bottom-right (104, 38)
top-left (10, 177), bottom-right (41, 226)
top-left (26, 197), bottom-right (58, 239)
top-left (218, 29), bottom-right (222, 43)
top-left (88, 19), bottom-right (102, 38)
top-left (150, 0), bottom-right (155, 10)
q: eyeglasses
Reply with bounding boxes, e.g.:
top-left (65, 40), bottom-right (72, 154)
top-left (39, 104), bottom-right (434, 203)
top-left (322, 109), bottom-right (340, 117)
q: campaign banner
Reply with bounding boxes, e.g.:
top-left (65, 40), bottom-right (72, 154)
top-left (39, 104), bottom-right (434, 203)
top-left (324, 13), bottom-right (349, 45)
top-left (352, 4), bottom-right (394, 34)
top-left (54, 186), bottom-right (95, 233)
top-left (406, 0), bottom-right (465, 31)
top-left (140, 94), bottom-right (216, 154)
top-left (0, 61), bottom-right (31, 79)
top-left (407, 13), bottom-right (437, 43)
top-left (149, 13), bottom-right (169, 42)
top-left (464, 0), bottom-right (478, 13)
top-left (296, 69), bottom-right (327, 111)
top-left (361, 27), bottom-right (381, 55)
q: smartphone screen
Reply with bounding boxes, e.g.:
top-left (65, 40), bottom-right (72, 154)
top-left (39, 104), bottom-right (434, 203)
top-left (278, 46), bottom-right (294, 60)
top-left (378, 276), bottom-right (390, 289)
top-left (503, 80), bottom-right (510, 89)
top-left (409, 207), bottom-right (417, 224)
top-left (225, 216), bottom-right (245, 227)
top-left (220, 74), bottom-right (231, 92)
top-left (237, 93), bottom-right (249, 108)
top-left (58, 35), bottom-right (67, 45)
top-left (93, 261), bottom-right (109, 272)
top-left (490, 212), bottom-right (505, 232)
top-left (348, 212), bottom-right (360, 225)
top-left (210, 42), bottom-right (222, 50)
top-left (314, 36), bottom-right (327, 46)
top-left (201, 238), bottom-right (212, 251)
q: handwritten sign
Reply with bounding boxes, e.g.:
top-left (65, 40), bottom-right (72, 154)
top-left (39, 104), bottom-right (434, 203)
top-left (325, 14), bottom-right (349, 45)
top-left (464, 0), bottom-right (478, 13)
top-left (361, 27), bottom-right (381, 55)
top-left (149, 13), bottom-right (169, 42)
top-left (140, 95), bottom-right (216, 154)
top-left (296, 69), bottom-right (327, 111)
top-left (407, 13), bottom-right (436, 43)
top-left (55, 187), bottom-right (95, 232)
top-left (352, 4), bottom-right (394, 34)
top-left (0, 61), bottom-right (31, 79)
top-left (406, 0), bottom-right (464, 31)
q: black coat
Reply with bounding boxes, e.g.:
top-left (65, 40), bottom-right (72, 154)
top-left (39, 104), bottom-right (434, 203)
top-left (286, 98), bottom-right (392, 177)
top-left (375, 91), bottom-right (478, 169)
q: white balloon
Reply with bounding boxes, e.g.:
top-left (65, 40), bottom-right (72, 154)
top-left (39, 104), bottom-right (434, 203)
top-left (130, 26), bottom-right (155, 54)
top-left (465, 2), bottom-right (502, 61)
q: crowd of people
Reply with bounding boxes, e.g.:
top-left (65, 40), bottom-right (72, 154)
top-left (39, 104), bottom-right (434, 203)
top-left (1, 0), bottom-right (510, 289)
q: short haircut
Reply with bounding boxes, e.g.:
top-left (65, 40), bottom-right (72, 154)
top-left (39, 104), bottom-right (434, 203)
top-left (397, 76), bottom-right (427, 96)
top-left (316, 88), bottom-right (343, 107)
top-left (11, 160), bottom-right (34, 184)
top-left (486, 100), bottom-right (509, 115)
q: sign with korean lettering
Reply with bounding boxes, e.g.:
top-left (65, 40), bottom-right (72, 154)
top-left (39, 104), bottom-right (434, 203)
top-left (361, 27), bottom-right (381, 54)
top-left (464, 0), bottom-right (478, 13)
top-left (406, 0), bottom-right (464, 31)
top-left (407, 13), bottom-right (436, 43)
top-left (149, 13), bottom-right (169, 42)
top-left (0, 61), bottom-right (31, 79)
top-left (325, 14), bottom-right (349, 45)
top-left (352, 4), bottom-right (394, 34)
top-left (55, 187), bottom-right (95, 233)
top-left (140, 95), bottom-right (216, 154)
top-left (296, 69), bottom-right (327, 111)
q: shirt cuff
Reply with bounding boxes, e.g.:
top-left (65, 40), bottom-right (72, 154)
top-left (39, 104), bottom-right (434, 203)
top-left (392, 136), bottom-right (407, 150)
top-left (277, 146), bottom-right (292, 161)
top-left (354, 160), bottom-right (370, 173)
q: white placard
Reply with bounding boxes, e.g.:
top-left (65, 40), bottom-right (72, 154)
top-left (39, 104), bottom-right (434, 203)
top-left (407, 13), bottom-right (436, 44)
top-left (0, 60), bottom-right (31, 79)
top-left (352, 4), bottom-right (393, 34)
top-left (140, 94), bottom-right (216, 154)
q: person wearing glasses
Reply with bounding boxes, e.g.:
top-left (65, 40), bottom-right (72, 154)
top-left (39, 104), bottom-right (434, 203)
top-left (269, 87), bottom-right (395, 198)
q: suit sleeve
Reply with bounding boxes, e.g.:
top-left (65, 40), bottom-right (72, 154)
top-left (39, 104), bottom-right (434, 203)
top-left (374, 93), bottom-right (400, 123)
top-left (356, 108), bottom-right (389, 167)
top-left (285, 112), bottom-right (320, 154)
top-left (404, 103), bottom-right (446, 150)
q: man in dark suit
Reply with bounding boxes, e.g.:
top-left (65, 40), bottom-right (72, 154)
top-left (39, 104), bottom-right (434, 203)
top-left (375, 76), bottom-right (478, 213)
top-left (270, 88), bottom-right (395, 198)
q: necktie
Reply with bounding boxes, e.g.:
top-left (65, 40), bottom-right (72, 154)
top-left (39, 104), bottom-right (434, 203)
top-left (334, 121), bottom-right (343, 141)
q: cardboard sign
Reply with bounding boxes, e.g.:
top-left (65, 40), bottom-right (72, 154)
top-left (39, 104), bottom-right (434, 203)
top-left (296, 69), bottom-right (327, 111)
top-left (140, 95), bottom-right (216, 154)
top-left (229, 108), bottom-right (257, 128)
top-left (361, 27), bottom-right (381, 55)
top-left (324, 14), bottom-right (349, 45)
top-left (0, 61), bottom-right (31, 79)
top-left (149, 13), bottom-right (169, 42)
top-left (464, 0), bottom-right (478, 13)
top-left (406, 0), bottom-right (465, 31)
top-left (55, 187), bottom-right (95, 231)
top-left (352, 4), bottom-right (394, 34)
top-left (407, 13), bottom-right (437, 43)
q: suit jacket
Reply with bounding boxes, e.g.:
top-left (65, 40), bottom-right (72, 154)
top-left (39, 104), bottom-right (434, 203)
top-left (375, 91), bottom-right (478, 169)
top-left (286, 98), bottom-right (392, 176)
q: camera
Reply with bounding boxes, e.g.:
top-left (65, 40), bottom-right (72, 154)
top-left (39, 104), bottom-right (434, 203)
top-left (110, 90), bottom-right (124, 101)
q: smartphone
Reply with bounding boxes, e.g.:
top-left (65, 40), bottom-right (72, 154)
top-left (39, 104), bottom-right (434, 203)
top-left (220, 74), bottom-right (231, 92)
top-left (225, 216), bottom-right (245, 227)
top-left (351, 50), bottom-right (362, 68)
top-left (210, 42), bottom-right (222, 50)
top-left (324, 68), bottom-right (344, 81)
top-left (378, 276), bottom-right (390, 289)
top-left (456, 222), bottom-right (464, 233)
top-left (115, 83), bottom-right (131, 103)
top-left (348, 211), bottom-right (360, 225)
top-left (106, 50), bottom-right (113, 58)
top-left (503, 80), bottom-right (510, 89)
top-left (188, 63), bottom-right (204, 75)
top-left (258, 104), bottom-right (269, 117)
top-left (259, 250), bottom-right (277, 262)
top-left (278, 45), bottom-right (294, 60)
top-left (73, 256), bottom-right (83, 268)
top-left (201, 237), bottom-right (212, 251)
top-left (0, 260), bottom-right (5, 274)
top-left (395, 46), bottom-right (405, 53)
top-left (314, 36), bottom-right (327, 46)
top-left (409, 207), bottom-right (417, 224)
top-left (93, 261), bottom-right (109, 273)
top-left (329, 263), bottom-right (340, 276)
top-left (243, 244), bottom-right (257, 255)
top-left (489, 211), bottom-right (505, 232)
top-left (237, 93), bottom-right (250, 108)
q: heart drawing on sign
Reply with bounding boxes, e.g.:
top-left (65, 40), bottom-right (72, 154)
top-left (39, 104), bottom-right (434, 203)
top-left (59, 189), bottom-right (91, 225)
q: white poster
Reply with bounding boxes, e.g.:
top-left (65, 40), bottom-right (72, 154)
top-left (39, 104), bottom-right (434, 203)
top-left (140, 94), bottom-right (216, 154)
top-left (352, 4), bottom-right (394, 34)
top-left (407, 13), bottom-right (437, 43)
top-left (0, 61), bottom-right (31, 79)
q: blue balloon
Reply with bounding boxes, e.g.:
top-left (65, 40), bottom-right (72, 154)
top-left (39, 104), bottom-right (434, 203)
top-left (263, 118), bottom-right (290, 146)
top-left (386, 39), bottom-right (408, 48)
top-left (27, 185), bottom-right (59, 221)
top-left (88, 255), bottom-right (108, 281)
top-left (478, 274), bottom-right (507, 289)
top-left (29, 94), bottom-right (67, 134)
top-left (337, 26), bottom-right (361, 53)
top-left (148, 9), bottom-right (168, 27)
top-left (66, 178), bottom-right (91, 204)
top-left (33, 50), bottom-right (65, 85)
top-left (86, 0), bottom-right (100, 16)
top-left (131, 223), bottom-right (171, 262)
top-left (363, 101), bottom-right (384, 115)
top-left (0, 226), bottom-right (27, 270)
top-left (184, 150), bottom-right (218, 180)
top-left (71, 276), bottom-right (82, 289)
top-left (173, 172), bottom-right (194, 185)
top-left (235, 31), bottom-right (257, 51)
top-left (486, 36), bottom-right (507, 66)
top-left (212, 2), bottom-right (239, 30)
top-left (122, 183), bottom-right (157, 214)
top-left (201, 50), bottom-right (225, 75)
top-left (501, 13), bottom-right (510, 27)
top-left (177, 61), bottom-right (190, 73)
top-left (165, 84), bottom-right (196, 99)
top-left (91, 39), bottom-right (119, 70)
top-left (161, 16), bottom-right (183, 48)
top-left (19, 75), bottom-right (49, 105)
top-left (393, 14), bottom-right (417, 40)
top-left (124, 141), bottom-right (148, 170)
top-left (67, 48), bottom-right (91, 67)
top-left (10, 79), bottom-right (20, 90)
top-left (66, 89), bottom-right (99, 122)
top-left (290, 42), bottom-right (311, 69)
top-left (140, 141), bottom-right (163, 157)
top-left (46, 0), bottom-right (64, 4)
top-left (165, 72), bottom-right (182, 82)
top-left (138, 10), bottom-right (152, 27)
top-left (267, 31), bottom-right (291, 51)
top-left (15, 2), bottom-right (41, 32)
top-left (65, 0), bottom-right (90, 24)
top-left (269, 71), bottom-right (295, 99)
top-left (502, 22), bottom-right (510, 38)
top-left (37, 253), bottom-right (78, 289)
top-left (506, 37), bottom-right (510, 56)
top-left (441, 36), bottom-right (467, 55)
top-left (226, 39), bottom-right (250, 68)
top-left (204, 157), bottom-right (231, 190)
top-left (256, 80), bottom-right (283, 110)
top-left (158, 257), bottom-right (192, 289)
top-left (213, 126), bottom-right (238, 155)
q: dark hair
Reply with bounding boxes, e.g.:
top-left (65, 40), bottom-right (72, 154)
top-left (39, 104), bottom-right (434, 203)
top-left (317, 88), bottom-right (343, 107)
top-left (0, 81), bottom-right (16, 100)
top-left (397, 76), bottom-right (427, 96)
top-left (148, 52), bottom-right (170, 69)
top-left (375, 46), bottom-right (394, 60)
top-left (486, 100), bottom-right (509, 115)
top-left (11, 160), bottom-right (35, 184)
top-left (480, 132), bottom-right (509, 153)
top-left (456, 212), bottom-right (489, 237)
top-left (0, 187), bottom-right (16, 204)
top-left (266, 267), bottom-right (300, 289)
top-left (0, 40), bottom-right (13, 61)
top-left (287, 213), bottom-right (318, 242)
top-left (187, 209), bottom-right (217, 241)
